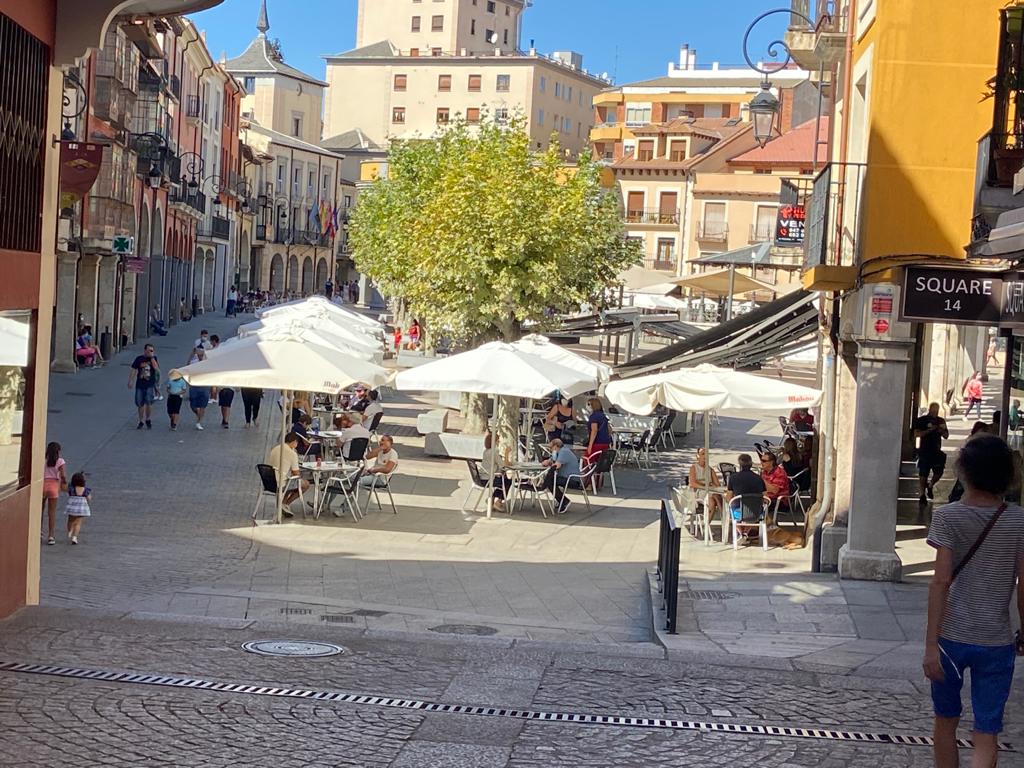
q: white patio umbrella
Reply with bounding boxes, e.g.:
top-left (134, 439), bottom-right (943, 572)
top-left (396, 341), bottom-right (595, 517)
top-left (214, 325), bottom-right (378, 362)
top-left (238, 315), bottom-right (382, 355)
top-left (175, 334), bottom-right (390, 524)
top-left (259, 296), bottom-right (384, 334)
top-left (511, 334), bottom-right (611, 393)
top-left (605, 363), bottom-right (822, 498)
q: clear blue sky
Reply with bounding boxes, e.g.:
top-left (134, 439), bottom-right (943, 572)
top-left (190, 0), bottom-right (791, 85)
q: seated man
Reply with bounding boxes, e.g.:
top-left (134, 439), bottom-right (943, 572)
top-left (291, 413), bottom-right (320, 457)
top-left (266, 432), bottom-right (310, 518)
top-left (337, 413), bottom-right (371, 462)
top-left (349, 385), bottom-right (371, 414)
top-left (725, 453), bottom-right (767, 542)
top-left (760, 451), bottom-right (791, 514)
top-left (541, 438), bottom-right (581, 514)
top-left (150, 306), bottom-right (168, 336)
top-left (360, 435), bottom-right (399, 488)
top-left (362, 390), bottom-right (384, 425)
top-left (75, 335), bottom-right (97, 367)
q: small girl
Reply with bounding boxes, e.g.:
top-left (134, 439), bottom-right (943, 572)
top-left (65, 471), bottom-right (91, 545)
top-left (42, 442), bottom-right (67, 545)
top-left (166, 370), bottom-right (187, 431)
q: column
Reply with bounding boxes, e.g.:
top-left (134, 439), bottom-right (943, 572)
top-left (50, 252), bottom-right (80, 373)
top-left (76, 253), bottom-right (100, 334)
top-left (122, 272), bottom-right (137, 346)
top-left (96, 256), bottom-right (117, 353)
top-left (194, 255), bottom-right (206, 315)
top-left (838, 333), bottom-right (913, 582)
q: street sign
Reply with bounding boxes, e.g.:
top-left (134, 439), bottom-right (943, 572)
top-left (901, 266), bottom-right (1001, 326)
top-left (874, 318), bottom-right (890, 333)
top-left (871, 287), bottom-right (894, 317)
top-left (112, 235), bottom-right (134, 256)
top-left (124, 258), bottom-right (146, 274)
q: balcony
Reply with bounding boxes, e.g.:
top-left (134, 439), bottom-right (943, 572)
top-left (197, 216), bottom-right (231, 241)
top-left (801, 162), bottom-right (866, 291)
top-left (256, 224), bottom-right (267, 241)
top-left (168, 74), bottom-right (180, 101)
top-left (185, 94), bottom-right (202, 124)
top-left (784, 0), bottom-right (849, 70)
top-left (750, 224), bottom-right (775, 244)
top-left (293, 229), bottom-right (331, 247)
top-left (625, 208), bottom-right (680, 226)
top-left (590, 123), bottom-right (624, 142)
top-left (696, 222), bottom-right (729, 242)
top-left (643, 257), bottom-right (677, 272)
top-left (169, 186), bottom-right (206, 216)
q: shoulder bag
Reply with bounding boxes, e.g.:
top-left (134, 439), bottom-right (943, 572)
top-left (952, 503), bottom-right (1008, 580)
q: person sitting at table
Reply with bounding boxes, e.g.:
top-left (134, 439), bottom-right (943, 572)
top-left (481, 431), bottom-right (513, 512)
top-left (725, 453), bottom-right (767, 543)
top-left (687, 447), bottom-right (721, 517)
top-left (542, 438), bottom-right (581, 514)
top-left (781, 437), bottom-right (811, 491)
top-left (349, 386), bottom-right (371, 414)
top-left (360, 435), bottom-right (398, 488)
top-left (291, 413), bottom-right (321, 458)
top-left (789, 408), bottom-right (814, 432)
top-left (362, 390), bottom-right (384, 425)
top-left (266, 432), bottom-right (310, 518)
top-left (760, 451), bottom-right (791, 516)
top-left (543, 395), bottom-right (575, 442)
top-left (337, 413), bottom-right (371, 462)
top-left (290, 394), bottom-right (311, 425)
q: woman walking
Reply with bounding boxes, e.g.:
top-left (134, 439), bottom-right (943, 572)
top-left (187, 346), bottom-right (210, 430)
top-left (65, 471), bottom-right (91, 545)
top-left (924, 434), bottom-right (1024, 767)
top-left (962, 371), bottom-right (985, 422)
top-left (42, 442), bottom-right (67, 545)
top-left (241, 387), bottom-right (263, 428)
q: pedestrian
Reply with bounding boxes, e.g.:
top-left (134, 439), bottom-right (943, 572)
top-left (187, 346), bottom-right (210, 430)
top-left (393, 326), bottom-right (402, 353)
top-left (165, 370), bottom-right (187, 431)
top-left (241, 387), bottom-right (263, 428)
top-left (913, 402), bottom-right (949, 505)
top-left (962, 371), bottom-right (984, 422)
top-left (407, 319), bottom-right (421, 350)
top-left (324, 278), bottom-right (333, 299)
top-left (128, 343), bottom-right (159, 430)
top-left (191, 294), bottom-right (199, 320)
top-left (194, 329), bottom-right (212, 350)
top-left (924, 434), bottom-right (1024, 768)
top-left (64, 471), bottom-right (91, 545)
top-left (179, 297), bottom-right (190, 322)
top-left (42, 442), bottom-right (67, 546)
top-left (209, 335), bottom-right (233, 428)
top-left (226, 285), bottom-right (238, 318)
top-left (987, 333), bottom-right (999, 366)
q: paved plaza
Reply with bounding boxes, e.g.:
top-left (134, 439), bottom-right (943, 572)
top-left (0, 311), bottom-right (1020, 766)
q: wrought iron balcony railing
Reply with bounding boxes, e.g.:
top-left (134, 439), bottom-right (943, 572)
top-left (625, 208), bottom-right (680, 225)
top-left (802, 161), bottom-right (866, 269)
top-left (696, 222), bottom-right (729, 241)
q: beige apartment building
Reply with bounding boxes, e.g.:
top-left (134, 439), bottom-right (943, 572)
top-left (323, 0), bottom-right (608, 158)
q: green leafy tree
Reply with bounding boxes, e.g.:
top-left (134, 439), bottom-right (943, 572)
top-left (350, 117), bottom-right (640, 432)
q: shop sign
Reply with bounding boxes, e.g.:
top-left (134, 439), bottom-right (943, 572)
top-left (871, 286), bottom-right (894, 317)
top-left (1000, 272), bottom-right (1024, 327)
top-left (902, 266), bottom-right (1001, 326)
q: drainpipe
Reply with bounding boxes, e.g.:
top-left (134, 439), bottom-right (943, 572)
top-left (811, 342), bottom-right (837, 572)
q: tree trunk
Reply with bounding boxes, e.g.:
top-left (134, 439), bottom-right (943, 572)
top-left (464, 392), bottom-right (489, 435)
top-left (495, 395), bottom-right (519, 462)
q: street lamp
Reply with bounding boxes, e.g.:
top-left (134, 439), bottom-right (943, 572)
top-left (147, 162), bottom-right (163, 189)
top-left (741, 8), bottom-right (814, 148)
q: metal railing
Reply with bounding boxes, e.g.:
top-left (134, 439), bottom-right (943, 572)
top-left (197, 216), bottom-right (231, 240)
top-left (985, 132), bottom-right (1024, 187)
top-left (655, 499), bottom-right (681, 634)
top-left (696, 222), bottom-right (729, 241)
top-left (256, 224), bottom-right (267, 241)
top-left (750, 223), bottom-right (775, 243)
top-left (643, 257), bottom-right (677, 272)
top-left (169, 187), bottom-right (206, 216)
top-left (789, 0), bottom-right (847, 32)
top-left (625, 208), bottom-right (680, 225)
top-left (803, 161), bottom-right (867, 269)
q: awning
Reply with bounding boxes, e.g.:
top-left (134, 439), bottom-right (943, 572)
top-left (974, 207), bottom-right (1024, 258)
top-left (673, 267), bottom-right (777, 296)
top-left (620, 266), bottom-right (678, 292)
top-left (692, 241), bottom-right (805, 270)
top-left (625, 293), bottom-right (687, 310)
top-left (616, 290), bottom-right (818, 375)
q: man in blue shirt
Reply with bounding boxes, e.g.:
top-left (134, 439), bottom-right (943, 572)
top-left (543, 438), bottom-right (581, 514)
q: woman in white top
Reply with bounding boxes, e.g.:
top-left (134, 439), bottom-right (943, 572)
top-left (687, 447), bottom-right (721, 516)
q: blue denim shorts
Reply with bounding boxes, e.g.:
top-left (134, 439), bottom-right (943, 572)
top-left (931, 638), bottom-right (1016, 734)
top-left (134, 386), bottom-right (155, 407)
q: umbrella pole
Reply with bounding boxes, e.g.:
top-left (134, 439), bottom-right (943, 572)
top-left (486, 395), bottom-right (496, 519)
top-left (726, 265), bottom-right (736, 321)
top-left (276, 389), bottom-right (289, 525)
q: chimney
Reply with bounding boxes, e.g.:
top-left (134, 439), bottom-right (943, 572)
top-left (779, 87), bottom-right (794, 133)
top-left (679, 44), bottom-right (689, 70)
top-left (689, 48), bottom-right (697, 70)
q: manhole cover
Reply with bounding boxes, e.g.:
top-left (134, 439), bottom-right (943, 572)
top-left (349, 609), bottom-right (388, 617)
top-left (429, 624), bottom-right (499, 636)
top-left (279, 607), bottom-right (312, 615)
top-left (320, 614), bottom-right (355, 624)
top-left (241, 640), bottom-right (345, 658)
top-left (681, 590), bottom-right (740, 601)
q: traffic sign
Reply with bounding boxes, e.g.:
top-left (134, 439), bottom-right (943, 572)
top-left (874, 318), bottom-right (890, 334)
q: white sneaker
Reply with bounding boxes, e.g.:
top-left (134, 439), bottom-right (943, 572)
top-left (70, 536), bottom-right (78, 545)
top-left (195, 423), bottom-right (204, 430)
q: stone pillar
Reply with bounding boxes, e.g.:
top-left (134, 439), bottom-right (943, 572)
top-left (838, 334), bottom-right (912, 582)
top-left (122, 272), bottom-right (136, 346)
top-left (51, 252), bottom-right (80, 373)
top-left (96, 256), bottom-right (117, 351)
top-left (76, 253), bottom-right (100, 333)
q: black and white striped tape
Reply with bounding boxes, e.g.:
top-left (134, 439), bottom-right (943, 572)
top-left (0, 660), bottom-right (1013, 752)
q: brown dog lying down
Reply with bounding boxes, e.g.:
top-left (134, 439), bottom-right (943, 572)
top-left (767, 526), bottom-right (805, 550)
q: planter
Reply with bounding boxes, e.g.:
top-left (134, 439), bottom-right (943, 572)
top-left (993, 147), bottom-right (1024, 185)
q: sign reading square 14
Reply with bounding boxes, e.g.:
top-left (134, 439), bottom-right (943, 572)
top-left (112, 235), bottom-right (134, 256)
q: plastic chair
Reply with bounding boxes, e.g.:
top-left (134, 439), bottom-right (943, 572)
top-left (462, 460), bottom-right (490, 513)
top-left (363, 471), bottom-right (398, 516)
top-left (320, 467), bottom-right (366, 522)
top-left (561, 462), bottom-right (598, 513)
top-left (345, 437), bottom-right (370, 464)
top-left (777, 469), bottom-right (810, 526)
top-left (366, 411), bottom-right (384, 442)
top-left (588, 449), bottom-right (618, 495)
top-left (660, 411), bottom-right (678, 448)
top-left (730, 494), bottom-right (768, 551)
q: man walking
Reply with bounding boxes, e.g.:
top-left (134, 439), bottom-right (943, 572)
top-left (914, 402), bottom-right (950, 504)
top-left (128, 343), bottom-right (159, 430)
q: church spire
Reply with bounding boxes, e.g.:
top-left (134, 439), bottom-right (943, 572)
top-left (256, 0), bottom-right (270, 37)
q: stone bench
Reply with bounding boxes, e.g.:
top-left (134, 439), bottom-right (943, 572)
top-left (416, 409), bottom-right (450, 435)
top-left (423, 432), bottom-right (485, 460)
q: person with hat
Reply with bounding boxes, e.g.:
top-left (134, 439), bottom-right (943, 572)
top-left (349, 385), bottom-right (371, 414)
top-left (165, 370), bottom-right (188, 431)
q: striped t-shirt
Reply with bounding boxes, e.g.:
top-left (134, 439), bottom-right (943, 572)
top-left (927, 502), bottom-right (1024, 646)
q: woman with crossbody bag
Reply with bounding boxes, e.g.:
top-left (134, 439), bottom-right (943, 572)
top-left (925, 434), bottom-right (1024, 768)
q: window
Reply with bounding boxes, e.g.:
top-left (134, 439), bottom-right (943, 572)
top-left (393, 74), bottom-right (407, 91)
top-left (625, 105), bottom-right (652, 126)
top-left (658, 192), bottom-right (678, 223)
top-left (431, 47), bottom-right (442, 56)
top-left (554, 82), bottom-right (561, 98)
top-left (537, 108), bottom-right (544, 126)
top-left (506, 4), bottom-right (510, 14)
top-left (243, 76), bottom-right (255, 93)
top-left (438, 74), bottom-right (452, 91)
top-left (494, 107), bottom-right (509, 124)
top-left (637, 140), bottom-right (654, 161)
top-left (471, 19), bottom-right (476, 34)
top-left (496, 74), bottom-right (510, 91)
top-left (487, 0), bottom-right (495, 11)
top-left (754, 168), bottom-right (772, 175)
top-left (411, 15), bottom-right (421, 31)
top-left (392, 106), bottom-right (406, 123)
top-left (485, 29), bottom-right (494, 43)
top-left (344, 195), bottom-right (352, 208)
top-left (656, 238), bottom-right (676, 265)
top-left (754, 206), bottom-right (777, 241)
top-left (292, 116), bottom-right (302, 137)
top-left (0, 311), bottom-right (32, 499)
top-left (410, 47), bottom-right (420, 57)
top-left (468, 74), bottom-right (482, 92)
top-left (626, 191), bottom-right (644, 220)
top-left (308, 170), bottom-right (315, 192)
top-left (539, 75), bottom-right (546, 92)
top-left (503, 29), bottom-right (508, 44)
top-left (322, 172), bottom-right (330, 190)
top-left (701, 202), bottom-right (727, 239)
top-left (437, 107), bottom-right (450, 123)
top-left (669, 142), bottom-right (687, 162)
top-left (431, 14), bottom-right (444, 31)
top-left (466, 107), bottom-right (481, 123)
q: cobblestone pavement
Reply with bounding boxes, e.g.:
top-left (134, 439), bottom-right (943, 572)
top-left (0, 608), bottom-right (1019, 766)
